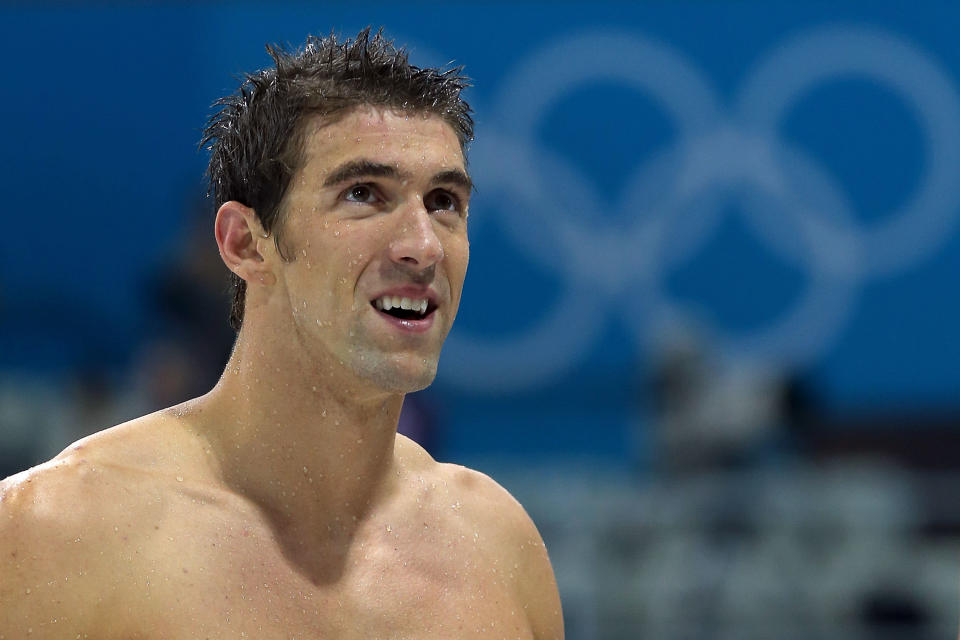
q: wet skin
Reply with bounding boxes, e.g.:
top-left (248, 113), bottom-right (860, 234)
top-left (0, 108), bottom-right (564, 639)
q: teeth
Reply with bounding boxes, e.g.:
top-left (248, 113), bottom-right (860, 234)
top-left (375, 296), bottom-right (430, 315)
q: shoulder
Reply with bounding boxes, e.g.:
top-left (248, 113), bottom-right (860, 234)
top-left (442, 463), bottom-right (566, 639)
top-left (0, 420), bottom-right (179, 637)
top-left (1, 413), bottom-right (184, 527)
top-left (397, 437), bottom-right (537, 534)
top-left (440, 463), bottom-right (536, 541)
top-left (395, 438), bottom-right (563, 637)
top-left (402, 444), bottom-right (541, 549)
top-left (444, 463), bottom-right (530, 528)
top-left (0, 434), bottom-right (169, 534)
top-left (0, 458), bottom-right (119, 636)
top-left (0, 410), bottom-right (201, 537)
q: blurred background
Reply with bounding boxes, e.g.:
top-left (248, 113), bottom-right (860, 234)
top-left (2, 1), bottom-right (960, 638)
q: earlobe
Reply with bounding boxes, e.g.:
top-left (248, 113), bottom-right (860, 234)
top-left (215, 201), bottom-right (275, 285)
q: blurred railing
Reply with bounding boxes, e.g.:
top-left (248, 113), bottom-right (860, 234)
top-left (493, 462), bottom-right (960, 640)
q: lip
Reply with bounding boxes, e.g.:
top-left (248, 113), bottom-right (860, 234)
top-left (375, 309), bottom-right (436, 333)
top-left (369, 286), bottom-right (441, 334)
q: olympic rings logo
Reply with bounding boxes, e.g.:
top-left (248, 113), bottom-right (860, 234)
top-left (435, 26), bottom-right (960, 393)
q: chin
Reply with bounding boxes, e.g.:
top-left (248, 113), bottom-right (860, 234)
top-left (351, 352), bottom-right (439, 393)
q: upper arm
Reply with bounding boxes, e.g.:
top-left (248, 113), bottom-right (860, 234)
top-left (508, 501), bottom-right (565, 640)
top-left (454, 467), bottom-right (565, 640)
top-left (0, 463), bottom-right (117, 638)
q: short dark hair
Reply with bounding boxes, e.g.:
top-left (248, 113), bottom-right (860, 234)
top-left (201, 27), bottom-right (474, 331)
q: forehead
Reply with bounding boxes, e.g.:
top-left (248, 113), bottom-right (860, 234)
top-left (299, 107), bottom-right (465, 177)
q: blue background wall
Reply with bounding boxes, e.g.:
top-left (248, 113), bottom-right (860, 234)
top-left (3, 1), bottom-right (960, 467)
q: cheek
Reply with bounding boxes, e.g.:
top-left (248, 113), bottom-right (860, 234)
top-left (283, 244), bottom-right (334, 307)
top-left (447, 235), bottom-right (469, 281)
top-left (297, 244), bottom-right (315, 271)
top-left (343, 245), bottom-right (368, 273)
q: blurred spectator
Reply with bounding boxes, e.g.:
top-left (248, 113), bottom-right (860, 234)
top-left (52, 362), bottom-right (134, 451)
top-left (139, 193), bottom-right (235, 407)
top-left (860, 588), bottom-right (934, 640)
top-left (129, 336), bottom-right (207, 414)
top-left (648, 326), bottom-right (790, 475)
top-left (0, 377), bottom-right (54, 477)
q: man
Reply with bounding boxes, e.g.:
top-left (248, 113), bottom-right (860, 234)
top-left (0, 29), bottom-right (564, 639)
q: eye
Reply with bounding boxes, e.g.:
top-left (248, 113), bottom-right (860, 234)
top-left (424, 189), bottom-right (462, 214)
top-left (344, 183), bottom-right (379, 204)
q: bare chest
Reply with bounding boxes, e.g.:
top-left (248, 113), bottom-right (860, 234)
top-left (111, 505), bottom-right (532, 639)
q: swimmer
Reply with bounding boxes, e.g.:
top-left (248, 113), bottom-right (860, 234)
top-left (0, 28), bottom-right (564, 639)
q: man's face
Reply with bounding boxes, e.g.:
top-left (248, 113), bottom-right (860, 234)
top-left (274, 106), bottom-right (470, 392)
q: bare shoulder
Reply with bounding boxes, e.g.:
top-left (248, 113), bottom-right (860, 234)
top-left (397, 438), bottom-right (549, 553)
top-left (0, 409), bottom-right (207, 542)
top-left (443, 463), bottom-right (534, 535)
top-left (395, 437), bottom-right (565, 638)
top-left (0, 459), bottom-right (123, 636)
top-left (397, 436), bottom-right (537, 535)
top-left (0, 414), bottom-right (189, 638)
top-left (440, 462), bottom-right (566, 640)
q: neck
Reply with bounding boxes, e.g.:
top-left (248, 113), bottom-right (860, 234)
top-left (195, 327), bottom-right (406, 537)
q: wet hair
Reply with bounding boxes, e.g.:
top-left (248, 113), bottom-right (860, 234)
top-left (201, 27), bottom-right (474, 331)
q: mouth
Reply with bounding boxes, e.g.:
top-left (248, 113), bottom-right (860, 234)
top-left (371, 295), bottom-right (438, 332)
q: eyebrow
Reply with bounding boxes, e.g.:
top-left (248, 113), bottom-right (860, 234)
top-left (431, 168), bottom-right (473, 193)
top-left (323, 159), bottom-right (403, 188)
top-left (322, 158), bottom-right (473, 193)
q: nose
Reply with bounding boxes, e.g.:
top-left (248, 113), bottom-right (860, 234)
top-left (387, 201), bottom-right (444, 270)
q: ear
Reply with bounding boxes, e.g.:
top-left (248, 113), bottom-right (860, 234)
top-left (215, 201), bottom-right (277, 286)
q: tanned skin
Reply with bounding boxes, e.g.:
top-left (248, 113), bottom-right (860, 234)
top-left (0, 107), bottom-right (564, 639)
